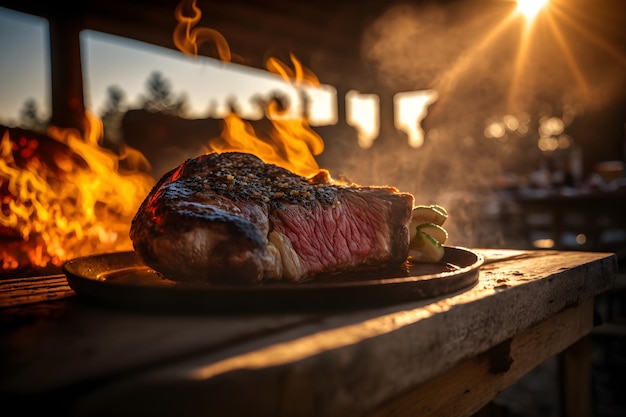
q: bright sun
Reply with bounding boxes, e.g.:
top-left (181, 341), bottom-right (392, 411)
top-left (516, 0), bottom-right (548, 19)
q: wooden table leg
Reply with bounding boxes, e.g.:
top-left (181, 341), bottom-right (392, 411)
top-left (559, 334), bottom-right (592, 417)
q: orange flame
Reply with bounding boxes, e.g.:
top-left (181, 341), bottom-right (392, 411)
top-left (266, 53), bottom-right (320, 86)
top-left (173, 0), bottom-right (325, 178)
top-left (262, 54), bottom-right (324, 176)
top-left (0, 112), bottom-right (154, 272)
top-left (173, 0), bottom-right (231, 62)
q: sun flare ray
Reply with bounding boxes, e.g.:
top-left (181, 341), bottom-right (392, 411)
top-left (507, 16), bottom-right (536, 110)
top-left (434, 11), bottom-right (518, 110)
top-left (550, 2), bottom-right (626, 67)
top-left (545, 12), bottom-right (590, 100)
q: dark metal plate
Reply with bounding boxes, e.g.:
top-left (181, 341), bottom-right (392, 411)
top-left (62, 246), bottom-right (483, 312)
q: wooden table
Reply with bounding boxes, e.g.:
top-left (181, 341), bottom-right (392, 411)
top-left (0, 249), bottom-right (618, 417)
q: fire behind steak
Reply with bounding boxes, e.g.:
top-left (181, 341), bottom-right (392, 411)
top-left (130, 152), bottom-right (414, 284)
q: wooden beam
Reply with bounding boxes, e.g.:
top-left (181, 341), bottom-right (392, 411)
top-left (48, 14), bottom-right (86, 132)
top-left (366, 298), bottom-right (595, 417)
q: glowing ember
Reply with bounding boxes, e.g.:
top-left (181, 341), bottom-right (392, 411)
top-left (174, 0), bottom-right (325, 178)
top-left (0, 112), bottom-right (154, 273)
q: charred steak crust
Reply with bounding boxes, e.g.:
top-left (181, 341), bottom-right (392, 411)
top-left (130, 152), bottom-right (415, 284)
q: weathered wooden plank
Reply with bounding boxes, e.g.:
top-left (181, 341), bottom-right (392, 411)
top-left (0, 275), bottom-right (75, 308)
top-left (0, 299), bottom-right (321, 395)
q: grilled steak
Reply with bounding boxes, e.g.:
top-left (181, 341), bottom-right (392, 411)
top-left (130, 152), bottom-right (415, 284)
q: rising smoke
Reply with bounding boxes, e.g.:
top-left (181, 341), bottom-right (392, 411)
top-left (327, 0), bottom-right (626, 248)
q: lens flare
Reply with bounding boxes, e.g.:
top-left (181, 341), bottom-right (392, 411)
top-left (517, 0), bottom-right (548, 19)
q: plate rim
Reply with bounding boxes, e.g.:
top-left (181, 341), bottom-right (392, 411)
top-left (62, 246), bottom-right (483, 311)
